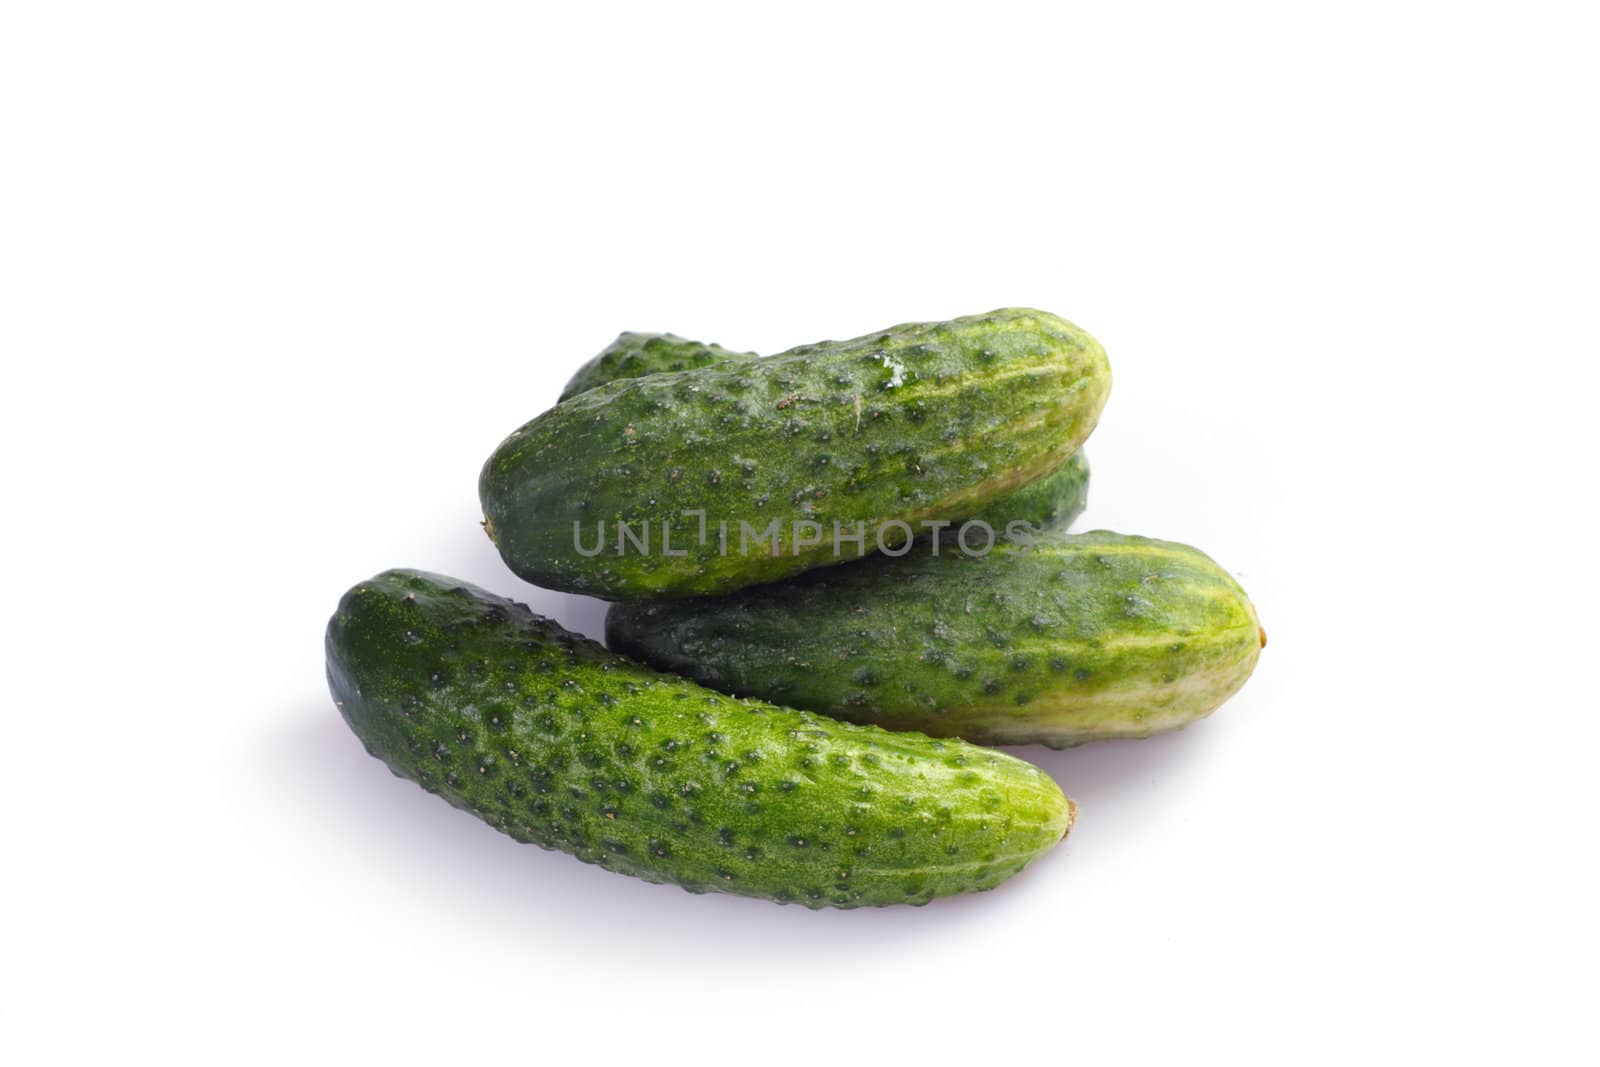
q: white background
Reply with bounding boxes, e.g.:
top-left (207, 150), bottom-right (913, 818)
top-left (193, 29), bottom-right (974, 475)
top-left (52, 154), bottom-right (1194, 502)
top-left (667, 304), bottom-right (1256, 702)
top-left (4, 2), bottom-right (1596, 1063)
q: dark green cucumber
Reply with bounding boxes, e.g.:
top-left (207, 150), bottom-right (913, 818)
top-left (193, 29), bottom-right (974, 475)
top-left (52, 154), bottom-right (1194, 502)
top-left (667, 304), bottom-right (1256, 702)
top-left (482, 308), bottom-right (1111, 598)
top-left (559, 332), bottom-right (757, 402)
top-left (606, 531), bottom-right (1264, 748)
top-left (560, 332), bottom-right (1091, 534)
top-left (327, 569), bottom-right (1074, 907)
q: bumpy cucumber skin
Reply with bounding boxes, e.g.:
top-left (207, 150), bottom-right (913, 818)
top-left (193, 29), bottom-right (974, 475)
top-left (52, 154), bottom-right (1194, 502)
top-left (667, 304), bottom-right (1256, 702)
top-left (561, 333), bottom-right (1091, 534)
top-left (327, 570), bottom-right (1074, 907)
top-left (559, 332), bottom-right (757, 402)
top-left (482, 308), bottom-right (1111, 599)
top-left (606, 532), bottom-right (1263, 748)
top-left (964, 450), bottom-right (1089, 534)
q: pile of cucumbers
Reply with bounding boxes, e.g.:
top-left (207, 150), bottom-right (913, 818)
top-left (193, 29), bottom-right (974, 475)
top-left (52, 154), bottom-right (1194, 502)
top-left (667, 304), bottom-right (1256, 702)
top-left (326, 308), bottom-right (1264, 908)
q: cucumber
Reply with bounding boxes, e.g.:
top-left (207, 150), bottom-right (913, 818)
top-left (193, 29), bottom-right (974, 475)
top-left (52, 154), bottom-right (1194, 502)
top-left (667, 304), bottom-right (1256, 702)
top-left (327, 569), bottom-right (1074, 907)
top-left (559, 332), bottom-right (1091, 534)
top-left (963, 450), bottom-right (1089, 534)
top-left (482, 308), bottom-right (1111, 599)
top-left (606, 531), bottom-right (1264, 748)
top-left (559, 332), bottom-right (757, 402)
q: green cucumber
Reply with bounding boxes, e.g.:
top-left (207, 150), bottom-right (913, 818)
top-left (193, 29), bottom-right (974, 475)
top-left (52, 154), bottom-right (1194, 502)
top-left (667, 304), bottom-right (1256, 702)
top-left (606, 531), bottom-right (1264, 748)
top-left (559, 332), bottom-right (1092, 534)
top-left (482, 308), bottom-right (1111, 599)
top-left (963, 450), bottom-right (1089, 534)
top-left (327, 569), bottom-right (1074, 907)
top-left (559, 332), bottom-right (757, 402)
